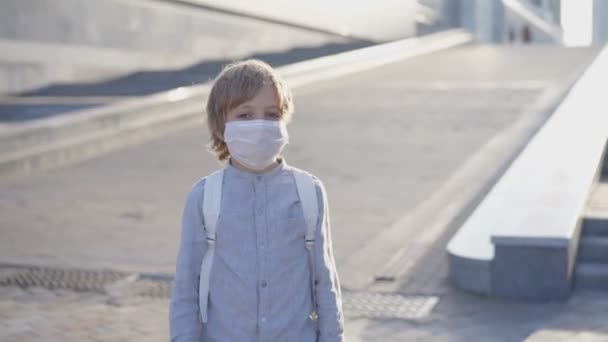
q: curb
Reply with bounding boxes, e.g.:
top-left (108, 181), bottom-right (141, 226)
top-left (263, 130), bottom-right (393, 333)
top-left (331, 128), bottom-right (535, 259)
top-left (447, 45), bottom-right (608, 300)
top-left (0, 29), bottom-right (472, 182)
top-left (339, 64), bottom-right (590, 292)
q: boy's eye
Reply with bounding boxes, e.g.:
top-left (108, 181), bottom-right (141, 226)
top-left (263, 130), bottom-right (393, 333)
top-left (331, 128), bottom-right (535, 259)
top-left (266, 112), bottom-right (281, 120)
top-left (237, 113), bottom-right (251, 119)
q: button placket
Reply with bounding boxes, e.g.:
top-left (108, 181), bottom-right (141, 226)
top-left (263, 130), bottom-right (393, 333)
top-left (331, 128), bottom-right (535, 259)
top-left (254, 176), bottom-right (270, 329)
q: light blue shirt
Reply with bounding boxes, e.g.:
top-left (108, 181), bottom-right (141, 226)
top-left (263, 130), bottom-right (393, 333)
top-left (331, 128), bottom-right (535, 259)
top-left (169, 159), bottom-right (344, 341)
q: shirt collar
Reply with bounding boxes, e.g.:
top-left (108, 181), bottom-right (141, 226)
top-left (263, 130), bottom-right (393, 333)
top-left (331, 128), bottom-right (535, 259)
top-left (225, 157), bottom-right (287, 181)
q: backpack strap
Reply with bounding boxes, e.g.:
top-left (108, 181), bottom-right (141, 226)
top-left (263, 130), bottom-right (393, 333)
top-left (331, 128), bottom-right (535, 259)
top-left (199, 168), bottom-right (224, 323)
top-left (293, 171), bottom-right (320, 321)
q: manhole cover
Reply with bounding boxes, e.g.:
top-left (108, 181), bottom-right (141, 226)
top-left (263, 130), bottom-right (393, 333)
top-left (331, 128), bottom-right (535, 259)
top-left (342, 291), bottom-right (438, 319)
top-left (0, 266), bottom-right (128, 293)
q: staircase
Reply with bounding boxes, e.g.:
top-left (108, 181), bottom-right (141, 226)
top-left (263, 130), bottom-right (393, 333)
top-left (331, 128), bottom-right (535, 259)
top-left (575, 163), bottom-right (608, 291)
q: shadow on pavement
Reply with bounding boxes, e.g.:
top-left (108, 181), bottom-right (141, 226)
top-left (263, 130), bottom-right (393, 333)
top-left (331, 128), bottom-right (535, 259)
top-left (0, 40), bottom-right (370, 123)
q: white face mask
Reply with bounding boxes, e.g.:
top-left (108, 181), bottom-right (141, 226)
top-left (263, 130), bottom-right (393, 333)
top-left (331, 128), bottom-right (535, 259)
top-left (224, 120), bottom-right (289, 171)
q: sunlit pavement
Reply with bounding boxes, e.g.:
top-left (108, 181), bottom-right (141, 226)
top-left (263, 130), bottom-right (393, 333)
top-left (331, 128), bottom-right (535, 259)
top-left (1, 45), bottom-right (605, 341)
top-left (1, 285), bottom-right (607, 341)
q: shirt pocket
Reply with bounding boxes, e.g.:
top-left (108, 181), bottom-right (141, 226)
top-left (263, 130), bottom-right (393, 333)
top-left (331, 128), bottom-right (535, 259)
top-left (271, 217), bottom-right (310, 282)
top-left (271, 217), bottom-right (308, 254)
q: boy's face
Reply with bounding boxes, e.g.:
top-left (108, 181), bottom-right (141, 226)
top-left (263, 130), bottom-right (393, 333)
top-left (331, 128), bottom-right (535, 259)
top-left (226, 84), bottom-right (283, 123)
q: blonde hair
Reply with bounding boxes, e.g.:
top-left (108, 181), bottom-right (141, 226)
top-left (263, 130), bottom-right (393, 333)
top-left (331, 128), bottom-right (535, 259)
top-left (206, 59), bottom-right (294, 161)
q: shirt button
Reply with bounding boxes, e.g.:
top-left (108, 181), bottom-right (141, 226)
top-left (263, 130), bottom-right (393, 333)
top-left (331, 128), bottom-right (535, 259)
top-left (260, 244), bottom-right (265, 249)
top-left (261, 281), bottom-right (267, 288)
top-left (261, 317), bottom-right (267, 323)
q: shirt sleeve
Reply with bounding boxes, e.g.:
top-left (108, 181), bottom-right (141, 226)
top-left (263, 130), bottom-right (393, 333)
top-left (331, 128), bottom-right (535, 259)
top-left (169, 180), bottom-right (206, 341)
top-left (313, 178), bottom-right (345, 342)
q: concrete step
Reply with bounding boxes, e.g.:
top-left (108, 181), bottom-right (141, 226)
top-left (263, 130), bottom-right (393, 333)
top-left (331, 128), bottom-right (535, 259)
top-left (578, 236), bottom-right (608, 263)
top-left (575, 263), bottom-right (608, 291)
top-left (582, 217), bottom-right (608, 236)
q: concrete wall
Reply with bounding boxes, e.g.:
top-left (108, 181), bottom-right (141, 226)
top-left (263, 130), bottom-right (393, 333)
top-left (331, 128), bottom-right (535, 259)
top-left (0, 0), bottom-right (356, 56)
top-left (0, 0), bottom-right (358, 94)
top-left (177, 0), bottom-right (418, 42)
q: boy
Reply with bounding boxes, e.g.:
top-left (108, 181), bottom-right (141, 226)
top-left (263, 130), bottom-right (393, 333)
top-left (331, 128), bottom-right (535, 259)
top-left (169, 60), bottom-right (344, 341)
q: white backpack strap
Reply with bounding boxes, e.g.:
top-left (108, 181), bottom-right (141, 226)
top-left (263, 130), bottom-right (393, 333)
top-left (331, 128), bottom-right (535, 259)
top-left (199, 169), bottom-right (224, 323)
top-left (293, 171), bottom-right (319, 243)
top-left (293, 171), bottom-right (320, 321)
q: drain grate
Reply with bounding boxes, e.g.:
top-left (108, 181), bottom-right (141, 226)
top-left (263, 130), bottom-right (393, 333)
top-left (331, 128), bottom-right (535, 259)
top-left (0, 266), bottom-right (129, 293)
top-left (0, 266), bottom-right (439, 319)
top-left (130, 278), bottom-right (172, 298)
top-left (128, 283), bottom-right (440, 320)
top-left (342, 291), bottom-right (438, 320)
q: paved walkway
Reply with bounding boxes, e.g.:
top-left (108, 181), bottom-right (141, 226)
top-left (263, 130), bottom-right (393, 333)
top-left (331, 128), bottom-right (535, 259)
top-left (0, 45), bottom-right (595, 272)
top-left (0, 45), bottom-right (604, 341)
top-left (1, 285), bottom-right (607, 341)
